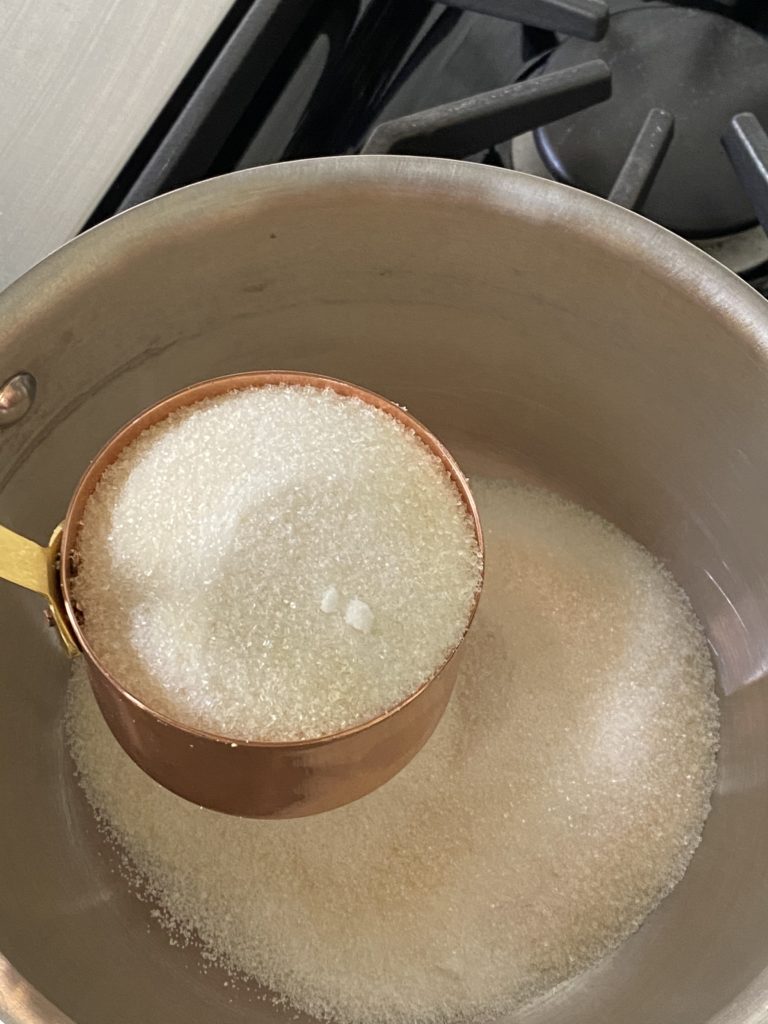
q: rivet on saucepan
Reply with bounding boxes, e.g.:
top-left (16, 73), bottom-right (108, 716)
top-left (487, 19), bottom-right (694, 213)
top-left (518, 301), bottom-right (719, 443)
top-left (0, 372), bottom-right (36, 426)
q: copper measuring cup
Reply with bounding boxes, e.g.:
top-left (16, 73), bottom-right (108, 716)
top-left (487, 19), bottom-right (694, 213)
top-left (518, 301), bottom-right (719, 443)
top-left (0, 371), bottom-right (484, 818)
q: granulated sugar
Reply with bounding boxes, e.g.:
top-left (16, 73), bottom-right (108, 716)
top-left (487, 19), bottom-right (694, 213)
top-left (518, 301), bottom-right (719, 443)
top-left (72, 384), bottom-right (482, 741)
top-left (66, 479), bottom-right (719, 1024)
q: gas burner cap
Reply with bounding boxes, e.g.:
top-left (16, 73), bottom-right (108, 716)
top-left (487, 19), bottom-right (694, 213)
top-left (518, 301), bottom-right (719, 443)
top-left (533, 5), bottom-right (768, 239)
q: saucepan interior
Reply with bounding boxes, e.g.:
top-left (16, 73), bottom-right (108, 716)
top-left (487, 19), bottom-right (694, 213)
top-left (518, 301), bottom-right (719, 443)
top-left (0, 157), bottom-right (767, 1024)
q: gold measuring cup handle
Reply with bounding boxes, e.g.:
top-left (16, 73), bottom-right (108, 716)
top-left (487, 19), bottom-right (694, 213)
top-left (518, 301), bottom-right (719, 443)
top-left (0, 523), bottom-right (79, 655)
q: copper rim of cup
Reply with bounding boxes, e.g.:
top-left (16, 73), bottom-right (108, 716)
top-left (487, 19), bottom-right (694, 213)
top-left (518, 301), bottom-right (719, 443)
top-left (59, 370), bottom-right (485, 751)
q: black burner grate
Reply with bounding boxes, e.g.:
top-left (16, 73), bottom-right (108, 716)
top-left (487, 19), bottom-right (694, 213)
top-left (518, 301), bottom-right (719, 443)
top-left (83, 0), bottom-right (768, 295)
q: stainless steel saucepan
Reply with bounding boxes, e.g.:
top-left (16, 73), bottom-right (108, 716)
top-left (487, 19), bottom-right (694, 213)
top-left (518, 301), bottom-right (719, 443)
top-left (1, 156), bottom-right (767, 1024)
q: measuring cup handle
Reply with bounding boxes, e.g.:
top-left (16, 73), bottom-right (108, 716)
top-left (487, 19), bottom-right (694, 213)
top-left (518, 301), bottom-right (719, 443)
top-left (0, 523), bottom-right (79, 655)
top-left (0, 523), bottom-right (51, 595)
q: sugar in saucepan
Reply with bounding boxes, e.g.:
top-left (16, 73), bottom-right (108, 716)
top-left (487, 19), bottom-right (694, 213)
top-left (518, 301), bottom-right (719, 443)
top-left (67, 476), bottom-right (718, 1024)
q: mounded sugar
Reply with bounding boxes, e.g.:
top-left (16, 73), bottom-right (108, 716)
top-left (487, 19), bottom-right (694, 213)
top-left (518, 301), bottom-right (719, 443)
top-left (67, 479), bottom-right (719, 1024)
top-left (72, 385), bottom-right (482, 741)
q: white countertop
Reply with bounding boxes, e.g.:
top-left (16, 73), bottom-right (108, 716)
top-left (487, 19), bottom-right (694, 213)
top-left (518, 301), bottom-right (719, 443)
top-left (0, 0), bottom-right (235, 293)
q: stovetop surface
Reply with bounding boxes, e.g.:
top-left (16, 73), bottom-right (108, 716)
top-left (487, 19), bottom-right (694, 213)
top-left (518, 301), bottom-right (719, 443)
top-left (86, 0), bottom-right (768, 295)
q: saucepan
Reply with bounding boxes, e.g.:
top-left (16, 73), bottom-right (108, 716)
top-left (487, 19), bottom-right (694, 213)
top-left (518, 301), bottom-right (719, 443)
top-left (0, 156), bottom-right (767, 1024)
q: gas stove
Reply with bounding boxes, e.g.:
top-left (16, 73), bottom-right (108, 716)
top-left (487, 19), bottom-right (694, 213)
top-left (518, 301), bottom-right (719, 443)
top-left (86, 0), bottom-right (768, 294)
